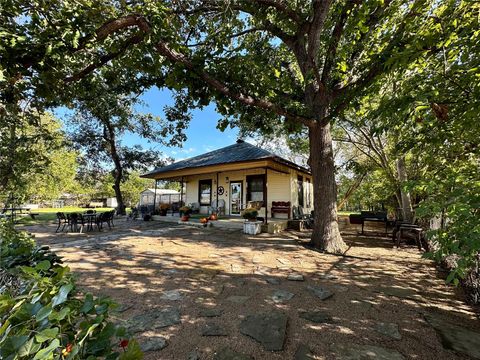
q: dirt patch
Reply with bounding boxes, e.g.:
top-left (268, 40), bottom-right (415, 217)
top-left (27, 219), bottom-right (480, 359)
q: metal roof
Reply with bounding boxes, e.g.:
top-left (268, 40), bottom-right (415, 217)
top-left (142, 140), bottom-right (310, 178)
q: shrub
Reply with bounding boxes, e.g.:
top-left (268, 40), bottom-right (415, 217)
top-left (0, 221), bottom-right (143, 359)
top-left (179, 206), bottom-right (192, 216)
top-left (242, 208), bottom-right (258, 220)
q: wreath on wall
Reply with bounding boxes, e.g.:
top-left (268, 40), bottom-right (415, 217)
top-left (217, 186), bottom-right (225, 195)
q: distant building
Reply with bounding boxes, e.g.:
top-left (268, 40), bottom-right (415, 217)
top-left (139, 188), bottom-right (181, 206)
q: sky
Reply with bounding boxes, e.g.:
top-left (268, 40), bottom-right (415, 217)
top-left (55, 86), bottom-right (240, 163)
top-left (123, 87), bottom-right (239, 161)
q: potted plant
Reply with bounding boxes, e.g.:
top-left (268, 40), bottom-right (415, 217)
top-left (200, 217), bottom-right (209, 226)
top-left (179, 206), bottom-right (192, 221)
top-left (242, 208), bottom-right (261, 235)
top-left (159, 203), bottom-right (170, 216)
top-left (209, 212), bottom-right (218, 221)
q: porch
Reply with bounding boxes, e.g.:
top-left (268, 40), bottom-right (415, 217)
top-left (151, 213), bottom-right (290, 234)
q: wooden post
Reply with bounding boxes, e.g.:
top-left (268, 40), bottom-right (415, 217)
top-left (265, 167), bottom-right (268, 224)
top-left (153, 179), bottom-right (157, 212)
top-left (180, 177), bottom-right (184, 206)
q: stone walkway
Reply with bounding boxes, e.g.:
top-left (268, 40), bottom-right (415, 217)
top-left (27, 219), bottom-right (480, 359)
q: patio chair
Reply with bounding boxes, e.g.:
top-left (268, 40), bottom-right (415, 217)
top-left (55, 212), bottom-right (68, 232)
top-left (127, 207), bottom-right (139, 221)
top-left (208, 199), bottom-right (225, 215)
top-left (68, 213), bottom-right (84, 233)
top-left (189, 202), bottom-right (200, 214)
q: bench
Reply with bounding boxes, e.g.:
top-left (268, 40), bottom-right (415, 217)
top-left (393, 223), bottom-right (424, 250)
top-left (29, 213), bottom-right (40, 219)
top-left (271, 201), bottom-right (291, 219)
top-left (360, 211), bottom-right (388, 234)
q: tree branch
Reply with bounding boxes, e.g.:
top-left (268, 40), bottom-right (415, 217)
top-left (155, 41), bottom-right (315, 127)
top-left (321, 1), bottom-right (361, 85)
top-left (65, 15), bottom-right (151, 83)
top-left (307, 0), bottom-right (333, 61)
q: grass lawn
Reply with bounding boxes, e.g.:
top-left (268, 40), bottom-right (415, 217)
top-left (17, 207), bottom-right (115, 225)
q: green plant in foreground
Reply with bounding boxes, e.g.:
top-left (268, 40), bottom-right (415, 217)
top-left (0, 221), bottom-right (143, 359)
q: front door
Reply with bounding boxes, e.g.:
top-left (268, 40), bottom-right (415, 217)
top-left (230, 181), bottom-right (243, 215)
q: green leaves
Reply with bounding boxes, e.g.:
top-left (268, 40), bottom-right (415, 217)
top-left (51, 284), bottom-right (74, 307)
top-left (1, 226), bottom-right (143, 359)
top-left (35, 327), bottom-right (59, 343)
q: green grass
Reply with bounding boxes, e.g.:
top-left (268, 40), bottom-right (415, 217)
top-left (338, 211), bottom-right (360, 216)
top-left (16, 207), bottom-right (115, 226)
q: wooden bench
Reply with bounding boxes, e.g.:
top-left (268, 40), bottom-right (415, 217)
top-left (360, 211), bottom-right (388, 234)
top-left (271, 201), bottom-right (291, 219)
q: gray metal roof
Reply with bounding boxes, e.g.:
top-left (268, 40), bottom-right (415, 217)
top-left (142, 140), bottom-right (310, 178)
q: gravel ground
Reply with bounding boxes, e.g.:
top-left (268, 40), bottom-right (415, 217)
top-left (26, 219), bottom-right (480, 360)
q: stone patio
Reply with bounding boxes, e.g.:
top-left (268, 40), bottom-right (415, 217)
top-left (24, 218), bottom-right (480, 359)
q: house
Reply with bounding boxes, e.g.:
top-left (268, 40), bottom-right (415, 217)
top-left (139, 188), bottom-right (181, 206)
top-left (141, 140), bottom-right (313, 221)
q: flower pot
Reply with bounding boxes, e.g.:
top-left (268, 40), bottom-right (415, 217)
top-left (243, 221), bottom-right (262, 235)
top-left (209, 214), bottom-right (218, 221)
top-left (181, 215), bottom-right (190, 221)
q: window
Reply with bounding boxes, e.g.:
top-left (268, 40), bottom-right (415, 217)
top-left (198, 179), bottom-right (212, 205)
top-left (246, 175), bottom-right (265, 204)
top-left (297, 175), bottom-right (304, 207)
top-left (305, 178), bottom-right (311, 208)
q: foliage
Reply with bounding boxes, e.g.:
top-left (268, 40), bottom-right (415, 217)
top-left (242, 208), bottom-right (258, 221)
top-left (0, 222), bottom-right (142, 359)
top-left (335, 1), bottom-right (480, 282)
top-left (0, 112), bottom-right (78, 204)
top-left (179, 206), bottom-right (192, 215)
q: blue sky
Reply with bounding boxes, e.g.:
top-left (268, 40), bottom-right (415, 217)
top-left (124, 87), bottom-right (239, 161)
top-left (55, 87), bottom-right (240, 162)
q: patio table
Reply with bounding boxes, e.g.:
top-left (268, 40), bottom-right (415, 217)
top-left (82, 213), bottom-right (97, 232)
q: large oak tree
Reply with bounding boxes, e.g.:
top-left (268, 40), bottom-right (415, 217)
top-left (1, 0), bottom-right (469, 252)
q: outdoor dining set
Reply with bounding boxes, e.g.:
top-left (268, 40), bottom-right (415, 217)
top-left (55, 210), bottom-right (115, 233)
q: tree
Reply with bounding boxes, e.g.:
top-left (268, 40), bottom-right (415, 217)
top-left (0, 111), bottom-right (76, 204)
top-left (129, 0), bottom-right (453, 252)
top-left (2, 1), bottom-right (476, 253)
top-left (70, 87), bottom-right (172, 215)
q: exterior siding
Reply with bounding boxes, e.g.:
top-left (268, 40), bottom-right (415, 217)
top-left (183, 167), bottom-right (313, 217)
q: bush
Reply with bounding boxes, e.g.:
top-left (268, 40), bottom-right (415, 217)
top-left (242, 208), bottom-right (258, 220)
top-left (0, 221), bottom-right (143, 359)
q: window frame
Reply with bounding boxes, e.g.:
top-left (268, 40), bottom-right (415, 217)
top-left (297, 175), bottom-right (304, 207)
top-left (305, 177), bottom-right (311, 208)
top-left (198, 179), bottom-right (212, 206)
top-left (246, 174), bottom-right (266, 205)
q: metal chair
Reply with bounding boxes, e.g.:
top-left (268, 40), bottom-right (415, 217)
top-left (55, 212), bottom-right (68, 232)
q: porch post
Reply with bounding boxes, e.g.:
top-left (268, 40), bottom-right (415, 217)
top-left (265, 167), bottom-right (268, 224)
top-left (153, 179), bottom-right (157, 212)
top-left (180, 176), bottom-right (184, 206)
top-left (216, 172), bottom-right (219, 202)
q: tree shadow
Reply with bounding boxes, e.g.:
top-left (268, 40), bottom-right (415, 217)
top-left (25, 219), bottom-right (480, 360)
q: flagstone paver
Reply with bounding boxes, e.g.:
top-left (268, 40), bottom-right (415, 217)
top-left (213, 347), bottom-right (253, 360)
top-left (330, 343), bottom-right (405, 359)
top-left (239, 311), bottom-right (288, 351)
top-left (299, 310), bottom-right (333, 324)
top-left (141, 336), bottom-right (168, 352)
top-left (307, 285), bottom-right (334, 300)
top-left (127, 307), bottom-right (180, 333)
top-left (272, 289), bottom-right (295, 303)
top-left (374, 322), bottom-right (402, 340)
top-left (425, 313), bottom-right (480, 359)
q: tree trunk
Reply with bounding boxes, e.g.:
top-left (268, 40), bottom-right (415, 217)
top-left (395, 157), bottom-right (413, 222)
top-left (103, 122), bottom-right (126, 215)
top-left (309, 122), bottom-right (347, 253)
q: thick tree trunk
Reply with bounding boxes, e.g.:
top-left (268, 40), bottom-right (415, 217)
top-left (396, 157), bottom-right (413, 222)
top-left (309, 122), bottom-right (347, 253)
